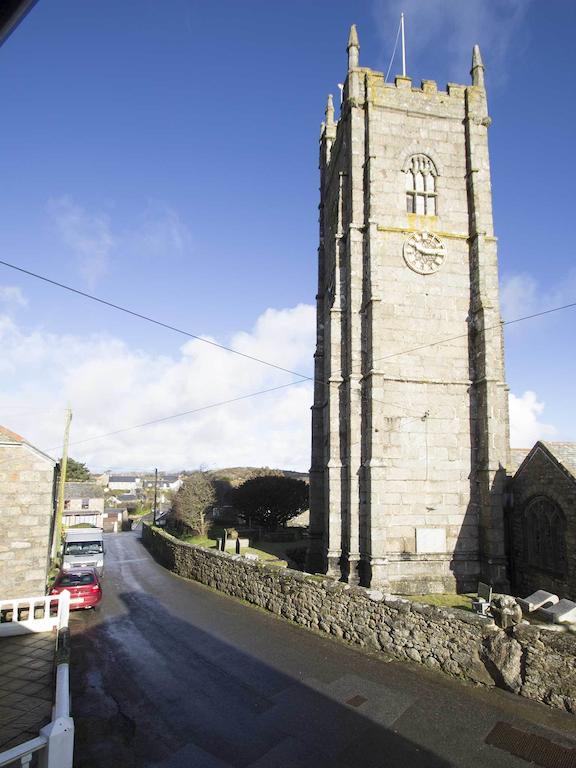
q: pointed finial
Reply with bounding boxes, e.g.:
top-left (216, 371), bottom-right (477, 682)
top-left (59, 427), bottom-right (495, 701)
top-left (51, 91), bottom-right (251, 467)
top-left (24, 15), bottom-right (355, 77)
top-left (347, 24), bottom-right (359, 70)
top-left (325, 94), bottom-right (334, 126)
top-left (471, 44), bottom-right (485, 87)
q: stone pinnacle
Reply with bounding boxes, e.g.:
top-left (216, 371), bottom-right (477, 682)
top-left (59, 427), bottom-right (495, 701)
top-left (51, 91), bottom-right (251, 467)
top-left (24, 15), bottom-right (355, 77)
top-left (347, 24), bottom-right (359, 69)
top-left (471, 44), bottom-right (485, 87)
top-left (325, 94), bottom-right (335, 125)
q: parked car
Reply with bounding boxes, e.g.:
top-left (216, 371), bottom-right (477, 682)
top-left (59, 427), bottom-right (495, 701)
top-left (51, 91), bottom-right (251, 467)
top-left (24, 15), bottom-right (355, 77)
top-left (50, 568), bottom-right (102, 610)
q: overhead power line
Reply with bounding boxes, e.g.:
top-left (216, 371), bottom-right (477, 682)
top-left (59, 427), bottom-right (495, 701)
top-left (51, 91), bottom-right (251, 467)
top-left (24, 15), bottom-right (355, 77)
top-left (0, 259), bottom-right (312, 381)
top-left (34, 296), bottom-right (575, 451)
top-left (2, 259), bottom-right (575, 380)
top-left (1, 257), bottom-right (575, 453)
top-left (368, 300), bottom-right (576, 366)
top-left (43, 379), bottom-right (307, 452)
top-left (2, 259), bottom-right (575, 382)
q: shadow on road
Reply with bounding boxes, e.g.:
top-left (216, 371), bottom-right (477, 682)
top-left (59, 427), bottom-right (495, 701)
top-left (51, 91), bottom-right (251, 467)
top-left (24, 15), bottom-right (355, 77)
top-left (71, 588), bottom-right (453, 768)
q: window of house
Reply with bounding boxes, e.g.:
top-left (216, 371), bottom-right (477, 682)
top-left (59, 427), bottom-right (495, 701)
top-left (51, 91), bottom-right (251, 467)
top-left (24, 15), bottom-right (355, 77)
top-left (405, 154), bottom-right (437, 215)
top-left (81, 498), bottom-right (89, 510)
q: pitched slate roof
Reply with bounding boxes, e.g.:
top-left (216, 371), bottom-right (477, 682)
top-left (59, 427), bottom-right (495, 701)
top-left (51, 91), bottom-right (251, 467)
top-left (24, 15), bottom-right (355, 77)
top-left (109, 475), bottom-right (139, 483)
top-left (508, 448), bottom-right (531, 474)
top-left (513, 440), bottom-right (576, 483)
top-left (541, 442), bottom-right (576, 477)
top-left (64, 482), bottom-right (105, 498)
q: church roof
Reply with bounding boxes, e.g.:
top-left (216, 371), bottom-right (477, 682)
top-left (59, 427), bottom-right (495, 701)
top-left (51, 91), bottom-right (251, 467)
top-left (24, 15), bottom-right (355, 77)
top-left (508, 448), bottom-right (531, 474)
top-left (513, 440), bottom-right (576, 482)
top-left (541, 441), bottom-right (576, 477)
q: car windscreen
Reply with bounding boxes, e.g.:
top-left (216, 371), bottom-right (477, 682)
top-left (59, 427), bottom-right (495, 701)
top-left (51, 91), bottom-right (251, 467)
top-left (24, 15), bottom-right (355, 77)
top-left (58, 573), bottom-right (96, 587)
top-left (64, 541), bottom-right (103, 555)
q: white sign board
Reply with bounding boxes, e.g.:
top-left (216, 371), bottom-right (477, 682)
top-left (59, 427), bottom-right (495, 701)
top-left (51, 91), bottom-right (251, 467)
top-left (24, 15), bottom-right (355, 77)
top-left (416, 527), bottom-right (446, 554)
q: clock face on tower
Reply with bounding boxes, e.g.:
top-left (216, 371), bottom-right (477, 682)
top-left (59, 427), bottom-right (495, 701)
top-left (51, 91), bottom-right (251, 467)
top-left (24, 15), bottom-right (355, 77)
top-left (403, 231), bottom-right (446, 275)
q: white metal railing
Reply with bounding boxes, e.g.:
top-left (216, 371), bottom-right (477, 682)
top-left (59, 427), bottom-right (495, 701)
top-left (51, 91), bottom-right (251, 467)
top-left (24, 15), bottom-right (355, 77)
top-left (0, 592), bottom-right (73, 767)
top-left (0, 592), bottom-right (70, 637)
top-left (0, 736), bottom-right (46, 767)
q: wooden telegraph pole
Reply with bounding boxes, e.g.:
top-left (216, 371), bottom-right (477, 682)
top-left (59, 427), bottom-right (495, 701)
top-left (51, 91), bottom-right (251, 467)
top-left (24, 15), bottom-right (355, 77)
top-left (53, 407), bottom-right (72, 559)
top-left (153, 467), bottom-right (158, 524)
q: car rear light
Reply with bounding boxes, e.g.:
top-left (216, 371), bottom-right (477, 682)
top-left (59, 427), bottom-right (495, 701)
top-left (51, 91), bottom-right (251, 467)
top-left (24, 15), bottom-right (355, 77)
top-left (90, 584), bottom-right (100, 592)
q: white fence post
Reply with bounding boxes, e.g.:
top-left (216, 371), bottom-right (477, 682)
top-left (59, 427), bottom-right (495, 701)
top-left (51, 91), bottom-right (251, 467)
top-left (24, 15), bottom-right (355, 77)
top-left (38, 716), bottom-right (74, 768)
top-left (0, 591), bottom-right (75, 767)
top-left (58, 590), bottom-right (70, 630)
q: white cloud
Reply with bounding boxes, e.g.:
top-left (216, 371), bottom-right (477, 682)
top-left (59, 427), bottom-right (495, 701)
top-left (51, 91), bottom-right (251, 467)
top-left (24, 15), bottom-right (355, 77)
top-left (500, 272), bottom-right (539, 322)
top-left (48, 196), bottom-right (116, 288)
top-left (509, 390), bottom-right (557, 448)
top-left (373, 0), bottom-right (531, 84)
top-left (499, 268), bottom-right (576, 336)
top-left (0, 289), bottom-right (566, 469)
top-left (0, 303), bottom-right (315, 472)
top-left (0, 285), bottom-right (27, 307)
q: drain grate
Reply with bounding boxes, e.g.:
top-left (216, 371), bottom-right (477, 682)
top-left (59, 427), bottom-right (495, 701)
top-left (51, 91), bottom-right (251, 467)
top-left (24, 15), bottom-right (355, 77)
top-left (485, 722), bottom-right (576, 768)
top-left (346, 695), bottom-right (368, 708)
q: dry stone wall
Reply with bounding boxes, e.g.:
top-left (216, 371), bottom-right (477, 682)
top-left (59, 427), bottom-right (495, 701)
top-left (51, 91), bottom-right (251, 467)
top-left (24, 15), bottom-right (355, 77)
top-left (142, 524), bottom-right (576, 714)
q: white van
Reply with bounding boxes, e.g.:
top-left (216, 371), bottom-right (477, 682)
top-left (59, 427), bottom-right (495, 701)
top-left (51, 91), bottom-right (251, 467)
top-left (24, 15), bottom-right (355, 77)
top-left (63, 529), bottom-right (104, 575)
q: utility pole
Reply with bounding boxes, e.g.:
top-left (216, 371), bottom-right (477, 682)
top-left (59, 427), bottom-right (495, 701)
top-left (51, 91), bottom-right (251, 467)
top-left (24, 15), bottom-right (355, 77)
top-left (53, 406), bottom-right (72, 560)
top-left (153, 467), bottom-right (158, 525)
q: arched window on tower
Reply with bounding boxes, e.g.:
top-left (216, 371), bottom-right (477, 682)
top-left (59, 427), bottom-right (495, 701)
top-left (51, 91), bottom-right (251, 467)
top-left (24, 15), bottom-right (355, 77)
top-left (405, 154), bottom-right (437, 215)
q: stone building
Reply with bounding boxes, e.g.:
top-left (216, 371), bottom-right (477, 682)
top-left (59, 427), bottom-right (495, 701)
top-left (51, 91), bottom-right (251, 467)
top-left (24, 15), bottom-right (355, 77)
top-left (308, 27), bottom-right (510, 593)
top-left (63, 481), bottom-right (105, 528)
top-left (507, 442), bottom-right (576, 601)
top-left (0, 425), bottom-right (57, 598)
top-left (108, 474), bottom-right (142, 493)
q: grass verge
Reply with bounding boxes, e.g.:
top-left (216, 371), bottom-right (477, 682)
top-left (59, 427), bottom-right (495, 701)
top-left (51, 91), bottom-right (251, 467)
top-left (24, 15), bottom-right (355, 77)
top-left (406, 593), bottom-right (474, 611)
top-left (179, 531), bottom-right (291, 567)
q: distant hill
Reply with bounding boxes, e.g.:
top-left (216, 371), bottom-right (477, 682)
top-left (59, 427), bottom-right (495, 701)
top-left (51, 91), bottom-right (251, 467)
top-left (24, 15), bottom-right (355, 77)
top-left (182, 466), bottom-right (308, 486)
top-left (181, 467), bottom-right (309, 507)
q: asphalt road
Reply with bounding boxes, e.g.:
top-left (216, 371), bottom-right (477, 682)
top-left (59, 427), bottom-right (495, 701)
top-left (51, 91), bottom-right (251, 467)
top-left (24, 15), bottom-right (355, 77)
top-left (70, 533), bottom-right (576, 768)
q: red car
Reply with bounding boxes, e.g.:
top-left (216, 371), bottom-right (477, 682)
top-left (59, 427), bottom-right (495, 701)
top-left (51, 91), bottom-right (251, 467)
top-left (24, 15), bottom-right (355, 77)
top-left (50, 568), bottom-right (102, 610)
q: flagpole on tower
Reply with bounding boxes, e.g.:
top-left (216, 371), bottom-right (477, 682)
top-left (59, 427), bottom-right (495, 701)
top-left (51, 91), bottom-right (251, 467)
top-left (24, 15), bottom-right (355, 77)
top-left (401, 12), bottom-right (406, 76)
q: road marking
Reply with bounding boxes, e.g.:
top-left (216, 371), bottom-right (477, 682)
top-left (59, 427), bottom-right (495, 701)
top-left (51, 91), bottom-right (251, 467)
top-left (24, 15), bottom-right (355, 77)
top-left (108, 558), bottom-right (149, 565)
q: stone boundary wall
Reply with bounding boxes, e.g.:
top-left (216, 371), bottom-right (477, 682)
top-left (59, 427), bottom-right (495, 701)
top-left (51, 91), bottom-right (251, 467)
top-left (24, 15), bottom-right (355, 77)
top-left (142, 524), bottom-right (575, 713)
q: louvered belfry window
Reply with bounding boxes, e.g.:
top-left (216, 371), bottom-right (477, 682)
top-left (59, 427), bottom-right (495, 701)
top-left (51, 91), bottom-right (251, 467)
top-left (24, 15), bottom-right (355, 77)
top-left (405, 154), bottom-right (437, 215)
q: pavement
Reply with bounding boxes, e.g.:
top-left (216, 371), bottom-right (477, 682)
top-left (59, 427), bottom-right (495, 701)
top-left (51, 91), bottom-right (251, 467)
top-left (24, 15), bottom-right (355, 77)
top-left (70, 532), bottom-right (576, 768)
top-left (0, 632), bottom-right (55, 751)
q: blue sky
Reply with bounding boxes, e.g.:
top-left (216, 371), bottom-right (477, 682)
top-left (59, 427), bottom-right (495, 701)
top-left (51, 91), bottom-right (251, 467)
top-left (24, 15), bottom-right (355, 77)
top-left (0, 0), bottom-right (575, 470)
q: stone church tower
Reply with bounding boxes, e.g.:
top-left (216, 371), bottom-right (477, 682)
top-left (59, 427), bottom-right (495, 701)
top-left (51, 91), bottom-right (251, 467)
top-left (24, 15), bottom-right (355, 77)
top-left (308, 26), bottom-right (511, 594)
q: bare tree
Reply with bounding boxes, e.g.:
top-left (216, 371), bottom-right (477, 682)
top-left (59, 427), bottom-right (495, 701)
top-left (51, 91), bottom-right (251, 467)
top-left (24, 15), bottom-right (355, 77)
top-left (172, 472), bottom-right (216, 536)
